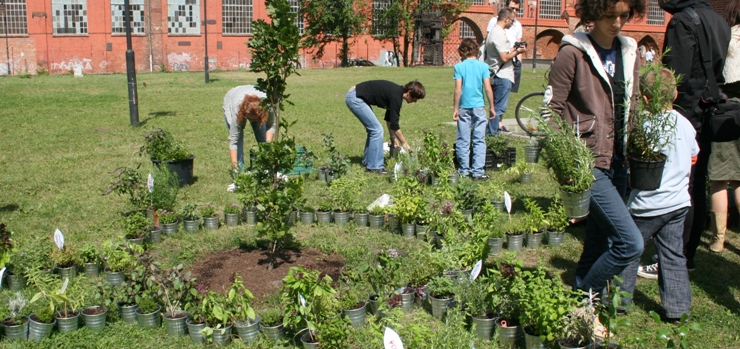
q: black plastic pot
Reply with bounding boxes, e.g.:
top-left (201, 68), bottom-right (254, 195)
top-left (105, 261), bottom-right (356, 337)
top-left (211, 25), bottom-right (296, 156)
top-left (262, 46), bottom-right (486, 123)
top-left (629, 157), bottom-right (666, 190)
top-left (151, 155), bottom-right (195, 187)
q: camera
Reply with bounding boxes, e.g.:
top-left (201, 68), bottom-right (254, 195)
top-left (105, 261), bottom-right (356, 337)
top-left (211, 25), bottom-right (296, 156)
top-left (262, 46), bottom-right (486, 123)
top-left (514, 41), bottom-right (528, 49)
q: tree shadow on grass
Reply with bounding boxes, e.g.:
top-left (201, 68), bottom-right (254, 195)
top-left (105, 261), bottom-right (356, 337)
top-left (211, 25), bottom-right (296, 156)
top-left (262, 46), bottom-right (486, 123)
top-left (139, 111), bottom-right (177, 126)
top-left (0, 204), bottom-right (19, 213)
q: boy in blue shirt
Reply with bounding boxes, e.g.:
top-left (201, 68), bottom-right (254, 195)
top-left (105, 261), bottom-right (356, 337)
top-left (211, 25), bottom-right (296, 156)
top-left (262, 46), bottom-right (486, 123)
top-left (453, 38), bottom-right (496, 180)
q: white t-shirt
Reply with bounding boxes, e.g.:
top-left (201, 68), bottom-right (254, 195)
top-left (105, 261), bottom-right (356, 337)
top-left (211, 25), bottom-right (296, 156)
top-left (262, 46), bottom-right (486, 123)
top-left (487, 17), bottom-right (522, 50)
top-left (645, 49), bottom-right (655, 62)
top-left (485, 24), bottom-right (515, 83)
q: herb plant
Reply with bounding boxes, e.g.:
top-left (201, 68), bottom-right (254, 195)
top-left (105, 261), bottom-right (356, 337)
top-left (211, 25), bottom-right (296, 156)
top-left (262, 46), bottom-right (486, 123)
top-left (180, 203), bottom-right (198, 220)
top-left (139, 127), bottom-right (190, 161)
top-left (536, 110), bottom-right (595, 193)
top-left (125, 211), bottom-right (150, 239)
top-left (78, 243), bottom-right (102, 265)
top-left (546, 194), bottom-right (570, 232)
top-left (280, 266), bottom-right (338, 342)
top-left (427, 275), bottom-right (456, 299)
top-left (200, 203), bottom-right (217, 218)
top-left (0, 223), bottom-right (16, 269)
top-left (157, 209), bottom-right (179, 225)
top-left (224, 204), bottom-right (241, 215)
top-left (418, 130), bottom-right (454, 177)
top-left (518, 267), bottom-right (579, 340)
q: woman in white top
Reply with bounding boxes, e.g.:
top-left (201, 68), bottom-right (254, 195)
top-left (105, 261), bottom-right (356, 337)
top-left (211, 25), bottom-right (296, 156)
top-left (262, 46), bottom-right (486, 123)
top-left (223, 85), bottom-right (275, 169)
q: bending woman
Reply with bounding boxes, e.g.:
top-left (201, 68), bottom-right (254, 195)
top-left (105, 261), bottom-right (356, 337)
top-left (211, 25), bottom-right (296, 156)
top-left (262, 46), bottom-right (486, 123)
top-left (346, 80), bottom-right (425, 174)
top-left (546, 0), bottom-right (646, 294)
top-left (223, 85), bottom-right (275, 169)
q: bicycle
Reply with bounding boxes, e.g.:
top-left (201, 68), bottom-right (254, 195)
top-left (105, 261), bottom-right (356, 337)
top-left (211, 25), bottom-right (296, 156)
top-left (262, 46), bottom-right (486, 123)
top-left (514, 68), bottom-right (552, 137)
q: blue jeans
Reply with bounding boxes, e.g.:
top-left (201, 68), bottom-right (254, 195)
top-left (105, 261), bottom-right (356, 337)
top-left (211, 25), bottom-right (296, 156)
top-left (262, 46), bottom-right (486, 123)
top-left (487, 77), bottom-right (513, 135)
top-left (618, 207), bottom-right (691, 318)
top-left (456, 107), bottom-right (488, 177)
top-left (224, 117), bottom-right (267, 169)
top-left (346, 89), bottom-right (384, 170)
top-left (574, 163), bottom-right (644, 293)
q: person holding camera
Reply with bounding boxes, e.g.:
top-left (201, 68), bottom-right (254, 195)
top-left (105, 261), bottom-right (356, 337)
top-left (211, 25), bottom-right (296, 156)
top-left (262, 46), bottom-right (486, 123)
top-left (485, 8), bottom-right (527, 135)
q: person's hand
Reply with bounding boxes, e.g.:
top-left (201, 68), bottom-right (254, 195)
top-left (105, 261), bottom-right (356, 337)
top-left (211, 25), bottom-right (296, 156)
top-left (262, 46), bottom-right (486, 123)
top-left (403, 143), bottom-right (412, 152)
top-left (453, 110), bottom-right (459, 121)
top-left (489, 109), bottom-right (496, 119)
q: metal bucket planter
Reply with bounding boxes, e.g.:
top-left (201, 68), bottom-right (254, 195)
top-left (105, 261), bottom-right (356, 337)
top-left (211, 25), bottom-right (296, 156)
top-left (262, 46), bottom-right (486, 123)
top-left (244, 208), bottom-right (258, 227)
top-left (493, 199), bottom-right (506, 212)
top-left (429, 175), bottom-right (440, 186)
top-left (2, 317), bottom-right (29, 341)
top-left (148, 226), bottom-right (162, 244)
top-left (520, 172), bottom-right (533, 183)
top-left (429, 295), bottom-right (452, 320)
top-left (316, 211), bottom-right (332, 224)
top-left (334, 211), bottom-right (350, 226)
top-left (496, 319), bottom-right (520, 349)
top-left (300, 211), bottom-right (315, 225)
top-left (83, 263), bottom-right (99, 278)
top-left (354, 212), bottom-right (368, 227)
top-left (507, 234), bottom-right (524, 252)
top-left (558, 339), bottom-right (591, 349)
top-left (317, 169), bottom-right (327, 182)
top-left (55, 311), bottom-right (80, 333)
top-left (183, 217), bottom-right (200, 232)
top-left (368, 214), bottom-right (385, 229)
top-left (487, 237), bottom-right (504, 257)
top-left (28, 316), bottom-right (55, 341)
top-left (368, 294), bottom-right (380, 315)
top-left (528, 232), bottom-right (545, 250)
top-left (342, 301), bottom-right (367, 329)
top-left (163, 311), bottom-right (189, 337)
top-left (203, 216), bottom-right (220, 231)
top-left (301, 331), bottom-right (320, 349)
top-left (561, 189), bottom-right (591, 219)
top-left (449, 172), bottom-right (459, 185)
top-left (396, 288), bottom-right (415, 315)
top-left (260, 323), bottom-right (285, 341)
top-left (524, 145), bottom-right (542, 164)
top-left (472, 315), bottom-right (496, 341)
top-left (629, 157), bottom-right (666, 191)
top-left (224, 213), bottom-right (240, 227)
top-left (57, 265), bottom-right (77, 280)
top-left (186, 319), bottom-right (207, 345)
top-left (104, 269), bottom-right (125, 288)
top-left (82, 306), bottom-right (108, 332)
top-left (7, 272), bottom-right (26, 291)
top-left (118, 302), bottom-right (139, 324)
top-left (162, 221), bottom-right (179, 236)
top-left (126, 237), bottom-right (145, 246)
top-left (388, 214), bottom-right (399, 233)
top-left (401, 223), bottom-right (415, 238)
top-left (211, 324), bottom-right (233, 346)
top-left (234, 317), bottom-right (260, 345)
top-left (548, 231), bottom-right (565, 247)
top-left (136, 306), bottom-right (161, 329)
top-left (415, 223), bottom-right (428, 234)
top-left (524, 330), bottom-right (549, 349)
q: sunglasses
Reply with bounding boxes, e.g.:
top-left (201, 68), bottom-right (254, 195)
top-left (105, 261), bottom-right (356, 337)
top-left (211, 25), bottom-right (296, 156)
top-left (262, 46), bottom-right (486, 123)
top-left (509, 7), bottom-right (519, 11)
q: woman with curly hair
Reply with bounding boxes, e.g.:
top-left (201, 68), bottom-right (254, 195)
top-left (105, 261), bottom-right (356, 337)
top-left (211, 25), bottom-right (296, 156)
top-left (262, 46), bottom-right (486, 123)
top-left (545, 0), bottom-right (646, 298)
top-left (223, 85), bottom-right (274, 170)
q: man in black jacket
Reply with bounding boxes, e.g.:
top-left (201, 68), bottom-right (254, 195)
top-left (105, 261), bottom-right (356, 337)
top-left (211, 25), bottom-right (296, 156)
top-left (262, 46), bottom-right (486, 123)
top-left (659, 0), bottom-right (730, 273)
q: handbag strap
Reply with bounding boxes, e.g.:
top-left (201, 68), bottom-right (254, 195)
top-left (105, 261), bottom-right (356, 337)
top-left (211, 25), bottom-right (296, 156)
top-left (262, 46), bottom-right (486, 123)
top-left (684, 7), bottom-right (722, 102)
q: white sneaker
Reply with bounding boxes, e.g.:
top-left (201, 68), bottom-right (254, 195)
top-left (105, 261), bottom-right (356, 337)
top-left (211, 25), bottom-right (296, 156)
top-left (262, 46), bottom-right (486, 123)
top-left (637, 263), bottom-right (659, 280)
top-left (226, 183), bottom-right (236, 192)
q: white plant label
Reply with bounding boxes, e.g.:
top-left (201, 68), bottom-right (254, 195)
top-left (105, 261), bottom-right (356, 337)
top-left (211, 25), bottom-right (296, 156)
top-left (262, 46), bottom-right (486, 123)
top-left (394, 162), bottom-right (402, 181)
top-left (147, 173), bottom-right (154, 193)
top-left (504, 191), bottom-right (512, 214)
top-left (0, 268), bottom-right (5, 290)
top-left (470, 260), bottom-right (483, 281)
top-left (54, 228), bottom-right (65, 250)
top-left (60, 277), bottom-right (69, 294)
top-left (299, 294), bottom-right (306, 307)
top-left (384, 327), bottom-right (404, 349)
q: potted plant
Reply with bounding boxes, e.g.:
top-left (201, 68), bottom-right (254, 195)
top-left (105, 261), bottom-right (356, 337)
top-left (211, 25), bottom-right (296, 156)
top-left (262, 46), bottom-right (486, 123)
top-left (352, 203), bottom-right (369, 227)
top-left (506, 160), bottom-right (536, 183)
top-left (102, 242), bottom-right (140, 288)
top-left (27, 266), bottom-right (69, 341)
top-left (152, 263), bottom-right (197, 337)
top-left (200, 289), bottom-right (235, 346)
top-left (53, 278), bottom-right (86, 333)
top-left (200, 203), bottom-right (219, 230)
top-left (316, 200), bottom-right (333, 224)
top-left (546, 194), bottom-right (570, 247)
top-left (124, 211), bottom-right (149, 245)
top-left (393, 194), bottom-right (422, 238)
top-left (140, 127), bottom-right (194, 187)
top-left (2, 292), bottom-right (29, 341)
top-left (456, 275), bottom-right (495, 341)
top-left (368, 205), bottom-right (386, 229)
top-left (78, 243), bottom-right (102, 278)
top-left (321, 133), bottom-right (350, 180)
top-left (148, 164), bottom-right (180, 223)
top-left (180, 202), bottom-right (200, 233)
top-left (259, 307), bottom-right (285, 342)
top-left (473, 201), bottom-right (505, 256)
top-left (229, 275), bottom-right (259, 345)
top-left (486, 133), bottom-right (510, 171)
top-left (524, 138), bottom-right (543, 164)
top-left (536, 112), bottom-right (595, 219)
top-left (523, 198), bottom-right (549, 250)
top-left (454, 181), bottom-right (483, 219)
top-left (419, 130), bottom-right (455, 183)
top-left (135, 293), bottom-right (162, 329)
top-left (336, 281), bottom-right (369, 329)
top-left (490, 259), bottom-right (526, 349)
top-left (281, 266), bottom-right (338, 347)
top-left (300, 204), bottom-right (316, 225)
top-left (426, 275), bottom-right (456, 320)
top-left (505, 218), bottom-right (527, 252)
top-left (626, 62), bottom-right (681, 190)
top-left (559, 302), bottom-right (597, 349)
top-left (518, 267), bottom-right (579, 348)
top-left (157, 209), bottom-right (180, 236)
top-left (224, 203), bottom-right (241, 227)
top-left (50, 241), bottom-right (80, 281)
top-left (329, 175), bottom-right (364, 226)
top-left (184, 283), bottom-right (208, 345)
top-left (82, 281), bottom-right (118, 333)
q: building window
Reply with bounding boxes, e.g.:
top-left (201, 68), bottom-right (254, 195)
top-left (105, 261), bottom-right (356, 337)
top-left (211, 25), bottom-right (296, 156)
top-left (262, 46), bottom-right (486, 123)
top-left (459, 21), bottom-right (475, 39)
top-left (168, 0), bottom-right (200, 35)
top-left (472, 0), bottom-right (484, 5)
top-left (111, 0), bottom-right (145, 35)
top-left (287, 0), bottom-right (304, 35)
top-left (539, 0), bottom-right (561, 19)
top-left (372, 0), bottom-right (395, 36)
top-left (52, 0), bottom-right (87, 35)
top-left (0, 0), bottom-right (27, 35)
top-left (646, 0), bottom-right (664, 25)
top-left (222, 0), bottom-right (252, 35)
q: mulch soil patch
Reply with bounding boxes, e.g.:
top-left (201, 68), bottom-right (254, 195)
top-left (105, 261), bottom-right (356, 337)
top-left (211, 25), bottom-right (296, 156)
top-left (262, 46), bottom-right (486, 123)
top-left (190, 248), bottom-right (345, 302)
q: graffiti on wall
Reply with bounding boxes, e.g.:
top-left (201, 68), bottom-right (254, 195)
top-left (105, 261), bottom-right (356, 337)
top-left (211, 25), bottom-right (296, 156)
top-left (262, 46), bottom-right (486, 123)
top-left (52, 58), bottom-right (93, 72)
top-left (167, 52), bottom-right (192, 72)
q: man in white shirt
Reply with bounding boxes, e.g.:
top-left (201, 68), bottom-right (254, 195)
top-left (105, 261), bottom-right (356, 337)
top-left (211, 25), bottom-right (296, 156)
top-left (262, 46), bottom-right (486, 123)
top-left (486, 0), bottom-right (524, 132)
top-left (646, 48), bottom-right (655, 62)
top-left (485, 8), bottom-right (527, 135)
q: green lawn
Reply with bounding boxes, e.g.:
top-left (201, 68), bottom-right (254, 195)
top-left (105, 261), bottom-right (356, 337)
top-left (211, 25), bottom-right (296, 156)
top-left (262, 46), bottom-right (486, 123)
top-left (0, 68), bottom-right (738, 348)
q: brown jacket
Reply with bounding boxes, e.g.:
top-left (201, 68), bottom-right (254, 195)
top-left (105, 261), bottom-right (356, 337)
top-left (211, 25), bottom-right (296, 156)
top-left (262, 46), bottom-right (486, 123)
top-left (546, 33), bottom-right (640, 169)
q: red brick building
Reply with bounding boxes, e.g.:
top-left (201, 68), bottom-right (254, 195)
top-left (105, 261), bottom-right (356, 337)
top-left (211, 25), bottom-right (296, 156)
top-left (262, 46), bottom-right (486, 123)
top-left (0, 0), bottom-right (724, 75)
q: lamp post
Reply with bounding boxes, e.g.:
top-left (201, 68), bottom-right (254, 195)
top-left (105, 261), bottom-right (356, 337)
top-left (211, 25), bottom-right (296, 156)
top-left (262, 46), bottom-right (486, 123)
top-left (531, 0), bottom-right (539, 73)
top-left (204, 0), bottom-right (209, 83)
top-left (0, 0), bottom-right (10, 76)
top-left (124, 0), bottom-right (140, 126)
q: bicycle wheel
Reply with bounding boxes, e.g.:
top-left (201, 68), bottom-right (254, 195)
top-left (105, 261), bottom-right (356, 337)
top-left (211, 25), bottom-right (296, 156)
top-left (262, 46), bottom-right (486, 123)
top-left (515, 91), bottom-right (546, 137)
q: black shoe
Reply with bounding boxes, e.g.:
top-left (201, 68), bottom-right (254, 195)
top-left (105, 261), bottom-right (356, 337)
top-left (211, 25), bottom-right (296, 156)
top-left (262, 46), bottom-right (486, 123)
top-left (366, 168), bottom-right (388, 175)
top-left (472, 174), bottom-right (490, 181)
top-left (500, 126), bottom-right (511, 133)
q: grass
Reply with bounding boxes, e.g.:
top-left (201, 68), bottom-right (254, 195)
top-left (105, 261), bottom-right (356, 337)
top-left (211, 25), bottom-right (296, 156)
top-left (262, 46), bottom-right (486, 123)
top-left (0, 68), bottom-right (739, 348)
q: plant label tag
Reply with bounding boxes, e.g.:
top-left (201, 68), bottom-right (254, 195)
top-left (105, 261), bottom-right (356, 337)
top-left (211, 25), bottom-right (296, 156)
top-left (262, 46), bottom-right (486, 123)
top-left (384, 327), bottom-right (404, 349)
top-left (0, 267), bottom-right (5, 290)
top-left (504, 191), bottom-right (512, 214)
top-left (61, 277), bottom-right (69, 294)
top-left (394, 162), bottom-right (402, 181)
top-left (470, 260), bottom-right (483, 281)
top-left (299, 294), bottom-right (306, 307)
top-left (54, 228), bottom-right (65, 250)
top-left (147, 173), bottom-right (154, 193)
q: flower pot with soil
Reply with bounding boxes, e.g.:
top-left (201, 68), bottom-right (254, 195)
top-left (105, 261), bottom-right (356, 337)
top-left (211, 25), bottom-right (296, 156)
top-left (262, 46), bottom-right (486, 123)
top-left (427, 276), bottom-right (455, 320)
top-left (135, 296), bottom-right (161, 329)
top-left (224, 204), bottom-right (241, 227)
top-left (200, 203), bottom-right (220, 231)
top-left (28, 314), bottom-right (55, 341)
top-left (81, 305), bottom-right (108, 332)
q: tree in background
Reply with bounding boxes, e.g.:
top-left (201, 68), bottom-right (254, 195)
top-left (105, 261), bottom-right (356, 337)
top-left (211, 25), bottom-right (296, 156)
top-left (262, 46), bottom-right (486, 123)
top-left (301, 0), bottom-right (367, 68)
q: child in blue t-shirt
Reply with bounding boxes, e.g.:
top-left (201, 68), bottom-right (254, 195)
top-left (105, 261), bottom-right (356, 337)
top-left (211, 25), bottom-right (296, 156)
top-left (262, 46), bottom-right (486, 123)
top-left (453, 38), bottom-right (495, 180)
top-left (619, 67), bottom-right (699, 322)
